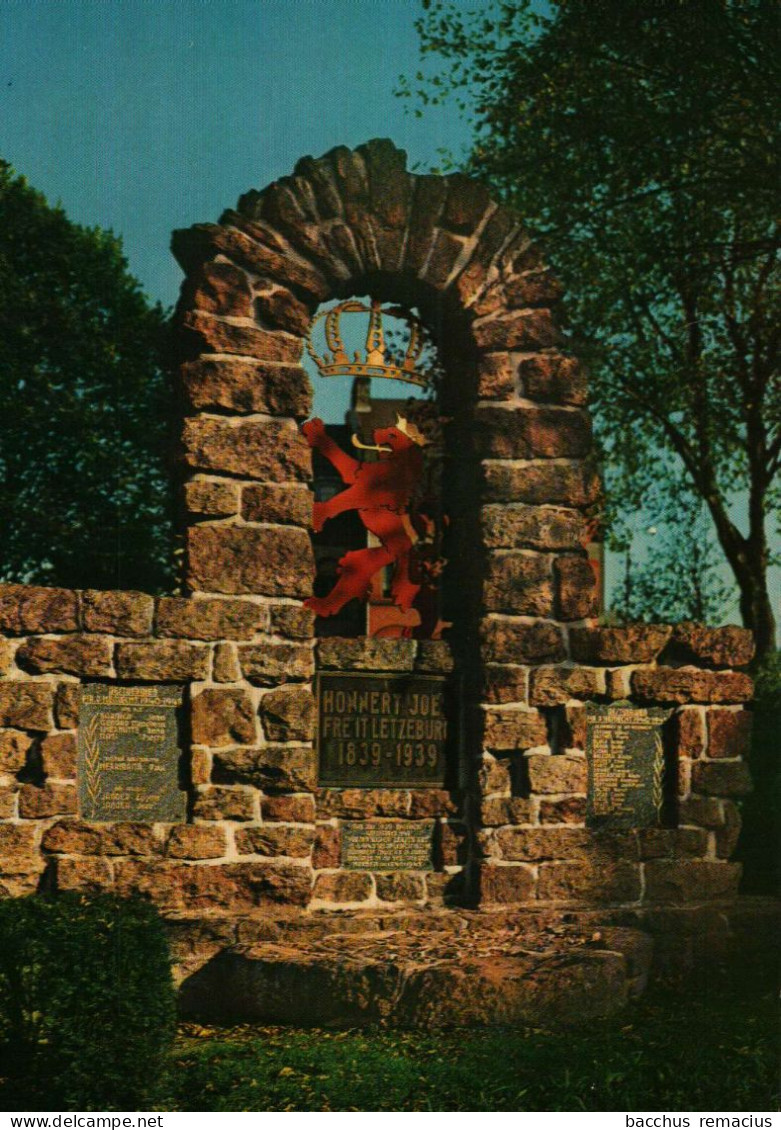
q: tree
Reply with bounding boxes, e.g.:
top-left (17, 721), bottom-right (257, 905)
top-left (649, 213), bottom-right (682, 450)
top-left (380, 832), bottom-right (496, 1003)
top-left (0, 163), bottom-right (175, 592)
top-left (400, 0), bottom-right (780, 656)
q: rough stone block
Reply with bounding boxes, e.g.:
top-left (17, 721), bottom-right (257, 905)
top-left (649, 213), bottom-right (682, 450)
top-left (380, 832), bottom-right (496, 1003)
top-left (707, 710), bottom-right (752, 759)
top-left (192, 787), bottom-right (256, 822)
top-left (187, 525), bottom-right (314, 598)
top-left (191, 689), bottom-right (257, 747)
top-left (675, 709), bottom-right (705, 758)
top-left (375, 873), bottom-right (427, 903)
top-left (474, 406), bottom-right (591, 460)
top-left (212, 744), bottom-right (316, 792)
top-left (81, 590), bottom-right (154, 637)
top-left (538, 797), bottom-right (587, 824)
top-left (715, 801), bottom-right (742, 858)
top-left (667, 623), bottom-right (755, 669)
top-left (482, 461), bottom-right (600, 508)
top-left (480, 618), bottom-right (566, 664)
top-left (312, 824), bottom-right (340, 868)
top-left (262, 794), bottom-right (316, 823)
top-left (184, 479), bottom-right (241, 519)
top-left (408, 790), bottom-right (460, 818)
top-left (253, 285), bottom-right (312, 336)
top-left (632, 667), bottom-right (753, 705)
top-left (115, 858), bottom-right (311, 911)
top-left (55, 683), bottom-right (80, 728)
top-left (691, 760), bottom-right (753, 797)
top-left (472, 310), bottom-right (561, 353)
top-left (678, 795), bottom-right (724, 828)
top-left (479, 863), bottom-right (536, 904)
top-left (316, 637), bottom-right (416, 671)
top-left (530, 666), bottom-right (604, 707)
top-left (115, 641), bottom-right (209, 681)
top-left (259, 685), bottom-right (315, 742)
top-left (484, 553), bottom-right (554, 616)
top-left (180, 358), bottom-right (311, 417)
top-left (0, 729), bottom-right (33, 774)
top-left (166, 825), bottom-right (228, 859)
top-left (242, 484), bottom-right (313, 527)
top-left (269, 604), bottom-right (315, 641)
top-left (182, 417), bottom-right (310, 481)
top-left (212, 643), bottom-right (241, 683)
top-left (405, 175), bottom-right (448, 274)
top-left (555, 556), bottom-right (598, 620)
top-left (0, 585), bottom-right (78, 634)
top-left (483, 708), bottom-right (547, 751)
top-left (479, 796), bottom-right (535, 826)
top-left (561, 704), bottom-right (586, 749)
top-left (483, 665), bottom-right (529, 705)
top-left (55, 857), bottom-right (113, 893)
top-left (476, 354), bottom-right (516, 400)
top-left (537, 861), bottom-right (641, 903)
top-left (180, 310), bottom-right (303, 364)
top-left (235, 825), bottom-right (315, 858)
top-left (40, 732), bottom-right (77, 778)
top-left (481, 504), bottom-right (587, 551)
top-left (0, 823), bottom-right (37, 864)
top-left (415, 641), bottom-right (455, 673)
top-left (504, 269), bottom-right (564, 310)
top-left (19, 781), bottom-right (77, 818)
top-left (526, 753), bottom-right (587, 795)
top-left (570, 625), bottom-right (671, 665)
top-left (156, 597), bottom-right (266, 641)
top-left (495, 826), bottom-right (590, 861)
top-left (637, 828), bottom-right (709, 860)
top-left (316, 789), bottom-right (409, 819)
top-left (313, 871), bottom-right (372, 903)
top-left (421, 229), bottom-right (466, 290)
top-left (239, 642), bottom-right (314, 684)
top-left (518, 354), bottom-right (588, 406)
top-left (0, 683), bottom-right (54, 731)
top-left (16, 636), bottom-right (111, 678)
top-left (441, 173), bottom-right (492, 234)
top-left (643, 860), bottom-right (741, 903)
top-left (186, 260), bottom-right (253, 317)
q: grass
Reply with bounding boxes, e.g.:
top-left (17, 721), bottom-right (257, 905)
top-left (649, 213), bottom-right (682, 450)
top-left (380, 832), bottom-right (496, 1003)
top-left (166, 971), bottom-right (779, 1112)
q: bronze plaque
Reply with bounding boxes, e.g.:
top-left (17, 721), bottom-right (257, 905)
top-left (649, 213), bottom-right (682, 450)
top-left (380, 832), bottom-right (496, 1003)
top-left (78, 685), bottom-right (186, 822)
top-left (342, 821), bottom-right (434, 871)
top-left (586, 703), bottom-right (669, 829)
top-left (317, 672), bottom-right (448, 787)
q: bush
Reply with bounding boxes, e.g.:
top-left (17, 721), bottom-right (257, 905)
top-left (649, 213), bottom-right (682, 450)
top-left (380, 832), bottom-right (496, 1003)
top-left (0, 892), bottom-right (176, 1110)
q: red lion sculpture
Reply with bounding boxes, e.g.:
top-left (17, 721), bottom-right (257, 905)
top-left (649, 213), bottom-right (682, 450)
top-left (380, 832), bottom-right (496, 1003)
top-left (302, 415), bottom-right (427, 619)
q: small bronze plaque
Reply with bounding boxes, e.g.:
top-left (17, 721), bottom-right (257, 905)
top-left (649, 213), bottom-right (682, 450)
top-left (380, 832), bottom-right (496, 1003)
top-left (78, 685), bottom-right (186, 822)
top-left (342, 821), bottom-right (434, 871)
top-left (317, 672), bottom-right (448, 787)
top-left (586, 703), bottom-right (669, 829)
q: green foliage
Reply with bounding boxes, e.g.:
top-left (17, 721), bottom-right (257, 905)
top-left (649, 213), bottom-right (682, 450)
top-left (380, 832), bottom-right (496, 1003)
top-left (0, 892), bottom-right (176, 1110)
top-left (401, 0), bottom-right (780, 652)
top-left (0, 162), bottom-right (176, 592)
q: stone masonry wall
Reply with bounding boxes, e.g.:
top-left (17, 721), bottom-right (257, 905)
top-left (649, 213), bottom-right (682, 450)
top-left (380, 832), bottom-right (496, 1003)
top-left (0, 140), bottom-right (756, 921)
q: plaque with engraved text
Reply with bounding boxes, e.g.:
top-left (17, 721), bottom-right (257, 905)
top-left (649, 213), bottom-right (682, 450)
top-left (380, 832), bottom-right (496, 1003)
top-left (586, 703), bottom-right (670, 829)
top-left (342, 821), bottom-right (434, 871)
top-left (317, 672), bottom-right (448, 787)
top-left (78, 685), bottom-right (186, 822)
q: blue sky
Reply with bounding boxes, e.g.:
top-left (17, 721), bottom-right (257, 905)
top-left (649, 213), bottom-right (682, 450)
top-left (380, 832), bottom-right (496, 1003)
top-left (0, 0), bottom-right (482, 306)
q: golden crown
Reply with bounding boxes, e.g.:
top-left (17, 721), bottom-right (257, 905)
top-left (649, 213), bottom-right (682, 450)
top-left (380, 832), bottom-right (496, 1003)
top-left (305, 299), bottom-right (431, 387)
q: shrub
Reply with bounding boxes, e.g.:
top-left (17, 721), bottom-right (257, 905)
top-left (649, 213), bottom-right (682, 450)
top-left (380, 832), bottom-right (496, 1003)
top-left (0, 892), bottom-right (176, 1110)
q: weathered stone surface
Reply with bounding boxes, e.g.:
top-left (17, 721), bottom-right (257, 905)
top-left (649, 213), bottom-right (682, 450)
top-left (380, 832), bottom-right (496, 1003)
top-left (495, 827), bottom-right (591, 861)
top-left (678, 795), bottom-right (724, 828)
top-left (526, 753), bottom-right (587, 795)
top-left (186, 260), bottom-right (253, 317)
top-left (504, 269), bottom-right (564, 310)
top-left (181, 310), bottom-right (303, 364)
top-left (519, 354), bottom-right (588, 406)
top-left (40, 732), bottom-right (77, 778)
top-left (115, 641), bottom-right (209, 681)
top-left (632, 667), bottom-right (753, 705)
top-left (0, 729), bottom-right (33, 773)
top-left (81, 590), bottom-right (154, 637)
top-left (555, 556), bottom-right (598, 620)
top-left (421, 229), bottom-right (466, 290)
top-left (269, 604), bottom-right (315, 640)
top-left (316, 789), bottom-right (409, 819)
top-left (115, 858), bottom-right (312, 911)
top-left (312, 825), bottom-right (340, 868)
top-left (193, 787), bottom-right (256, 822)
top-left (187, 526), bottom-right (314, 597)
top-left (0, 823), bottom-right (37, 864)
top-left (415, 642), bottom-right (454, 673)
top-left (560, 701), bottom-right (584, 748)
top-left (313, 871), bottom-right (372, 903)
top-left (212, 744), bottom-right (316, 792)
top-left (55, 857), bottom-right (113, 893)
top-left (482, 461), bottom-right (601, 508)
top-left (19, 781), bottom-right (77, 818)
top-left (481, 618), bottom-right (566, 664)
top-left (239, 643), bottom-right (314, 684)
top-left (157, 596), bottom-right (266, 641)
top-left (676, 709), bottom-right (705, 758)
top-left (0, 683), bottom-right (54, 731)
top-left (440, 173), bottom-right (492, 234)
top-left (253, 285), bottom-right (312, 336)
top-left (472, 310), bottom-right (561, 353)
top-left (242, 484), bottom-right (312, 526)
top-left (476, 354), bottom-right (516, 400)
top-left (259, 686), bottom-right (315, 741)
top-left (316, 637), bottom-right (416, 671)
top-left (405, 174), bottom-right (448, 273)
top-left (539, 797), bottom-right (587, 824)
top-left (605, 669), bottom-right (631, 699)
top-left (184, 479), bottom-right (241, 519)
top-left (479, 796), bottom-right (535, 826)
top-left (375, 873), bottom-right (427, 902)
top-left (538, 861), bottom-right (641, 903)
top-left (262, 794), bottom-right (316, 823)
top-left (643, 861), bottom-right (741, 904)
top-left (42, 820), bottom-right (160, 856)
top-left (715, 800), bottom-right (742, 858)
top-left (530, 667), bottom-right (604, 707)
top-left (0, 640), bottom-right (10, 675)
top-left (191, 689), bottom-right (257, 747)
top-left (484, 553), bottom-right (553, 616)
top-left (479, 863), bottom-right (536, 903)
top-left (483, 708), bottom-right (547, 751)
top-left (482, 505), bottom-right (587, 551)
top-left (182, 417), bottom-right (310, 481)
top-left (570, 625), bottom-right (672, 665)
top-left (55, 683), bottom-right (80, 728)
top-left (691, 760), bottom-right (753, 797)
top-left (478, 756), bottom-right (512, 796)
top-left (235, 825), bottom-right (315, 858)
top-left (408, 790), bottom-right (460, 819)
top-left (483, 665), bottom-right (529, 705)
top-left (166, 825), bottom-right (228, 859)
top-left (16, 636), bottom-right (111, 678)
top-left (212, 643), bottom-right (241, 683)
top-left (180, 359), bottom-right (311, 417)
top-left (0, 786), bottom-right (17, 818)
top-left (636, 827), bottom-right (709, 860)
top-left (707, 709), bottom-right (752, 759)
top-left (0, 585), bottom-right (78, 634)
top-left (474, 406), bottom-right (591, 460)
top-left (667, 623), bottom-right (755, 669)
